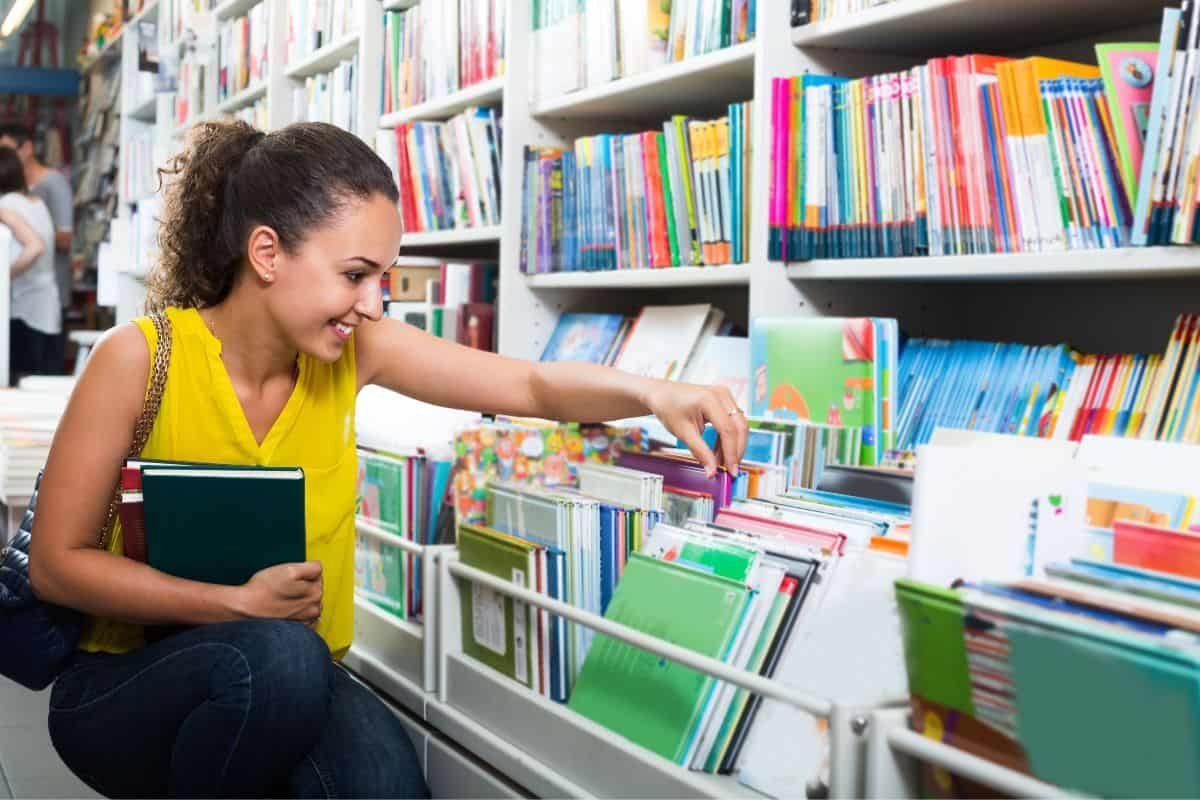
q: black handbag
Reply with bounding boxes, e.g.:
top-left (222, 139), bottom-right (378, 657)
top-left (0, 312), bottom-right (172, 690)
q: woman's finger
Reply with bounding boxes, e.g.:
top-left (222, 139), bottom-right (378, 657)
top-left (676, 418), bottom-right (719, 478)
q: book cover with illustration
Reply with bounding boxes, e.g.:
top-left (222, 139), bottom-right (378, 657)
top-left (750, 317), bottom-right (882, 465)
top-left (1096, 43), bottom-right (1158, 203)
top-left (540, 312), bottom-right (627, 363)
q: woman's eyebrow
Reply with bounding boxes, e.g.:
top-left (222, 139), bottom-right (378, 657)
top-left (342, 256), bottom-right (385, 270)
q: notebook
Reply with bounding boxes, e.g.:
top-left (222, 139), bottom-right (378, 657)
top-left (140, 465), bottom-right (307, 586)
top-left (567, 552), bottom-right (749, 764)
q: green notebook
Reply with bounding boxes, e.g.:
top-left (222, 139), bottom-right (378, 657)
top-left (993, 597), bottom-right (1200, 798)
top-left (895, 579), bottom-right (974, 715)
top-left (457, 522), bottom-right (540, 691)
top-left (567, 552), bottom-right (749, 764)
top-left (141, 465), bottom-right (306, 586)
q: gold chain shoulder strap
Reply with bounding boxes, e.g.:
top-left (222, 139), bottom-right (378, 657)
top-left (97, 311), bottom-right (173, 548)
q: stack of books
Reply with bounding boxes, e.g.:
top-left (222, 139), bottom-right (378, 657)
top-left (0, 382), bottom-right (71, 502)
top-left (291, 55), bottom-right (359, 135)
top-left (900, 433), bottom-right (1200, 797)
top-left (541, 304), bottom-right (735, 382)
top-left (284, 0), bottom-right (360, 67)
top-left (119, 459), bottom-right (306, 585)
top-left (520, 105), bottom-right (752, 274)
top-left (382, 0), bottom-right (506, 112)
top-left (566, 494), bottom-right (908, 793)
top-left (385, 262), bottom-right (498, 352)
top-left (375, 107), bottom-right (502, 234)
top-left (532, 0), bottom-right (754, 102)
top-left (355, 444), bottom-right (454, 621)
top-left (217, 3), bottom-right (269, 102)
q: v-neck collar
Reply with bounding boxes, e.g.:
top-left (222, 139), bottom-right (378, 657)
top-left (188, 308), bottom-right (307, 462)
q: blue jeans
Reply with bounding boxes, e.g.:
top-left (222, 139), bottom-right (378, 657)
top-left (47, 620), bottom-right (430, 799)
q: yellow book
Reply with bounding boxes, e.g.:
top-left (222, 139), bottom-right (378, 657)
top-left (1100, 355), bottom-right (1133, 436)
top-left (715, 117), bottom-right (732, 264)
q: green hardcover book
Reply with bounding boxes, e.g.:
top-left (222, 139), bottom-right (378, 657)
top-left (141, 466), bottom-right (306, 586)
top-left (656, 132), bottom-right (681, 266)
top-left (457, 522), bottom-right (539, 691)
top-left (894, 579), bottom-right (974, 716)
top-left (567, 552), bottom-right (749, 764)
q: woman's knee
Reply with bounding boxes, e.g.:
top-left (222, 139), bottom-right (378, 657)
top-left (211, 620), bottom-right (335, 720)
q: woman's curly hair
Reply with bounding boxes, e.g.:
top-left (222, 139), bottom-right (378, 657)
top-left (145, 120), bottom-right (399, 312)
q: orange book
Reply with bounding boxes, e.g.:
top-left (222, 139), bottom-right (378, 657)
top-left (641, 131), bottom-right (671, 268)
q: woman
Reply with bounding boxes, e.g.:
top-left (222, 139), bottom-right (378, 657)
top-left (28, 121), bottom-right (747, 798)
top-left (0, 145), bottom-right (57, 383)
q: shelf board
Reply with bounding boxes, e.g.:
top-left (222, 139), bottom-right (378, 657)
top-left (379, 77), bottom-right (504, 126)
top-left (532, 41), bottom-right (755, 119)
top-left (790, 0), bottom-right (1172, 56)
top-left (80, 30), bottom-right (124, 74)
top-left (399, 226), bottom-right (502, 249)
top-left (130, 0), bottom-right (160, 25)
top-left (214, 0), bottom-right (266, 20)
top-left (525, 264), bottom-right (751, 289)
top-left (216, 80), bottom-right (268, 114)
top-left (383, 0), bottom-right (420, 9)
top-left (127, 94), bottom-right (157, 122)
top-left (285, 33), bottom-right (361, 80)
top-left (783, 248), bottom-right (1200, 282)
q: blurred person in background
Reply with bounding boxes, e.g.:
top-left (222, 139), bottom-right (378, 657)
top-left (0, 145), bottom-right (57, 383)
top-left (0, 123), bottom-right (73, 373)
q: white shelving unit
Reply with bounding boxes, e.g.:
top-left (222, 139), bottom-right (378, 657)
top-left (94, 0), bottom-right (1200, 794)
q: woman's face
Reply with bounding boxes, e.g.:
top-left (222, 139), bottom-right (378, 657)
top-left (267, 192), bottom-right (403, 362)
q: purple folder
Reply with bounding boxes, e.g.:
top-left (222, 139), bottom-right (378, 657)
top-left (615, 451), bottom-right (733, 512)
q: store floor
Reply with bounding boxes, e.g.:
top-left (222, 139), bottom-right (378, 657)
top-left (0, 677), bottom-right (99, 799)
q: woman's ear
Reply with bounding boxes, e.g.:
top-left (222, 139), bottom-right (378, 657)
top-left (246, 224), bottom-right (280, 283)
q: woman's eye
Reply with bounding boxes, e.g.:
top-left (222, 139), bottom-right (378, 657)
top-left (345, 272), bottom-right (364, 283)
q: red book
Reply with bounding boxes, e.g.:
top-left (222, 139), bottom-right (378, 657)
top-left (456, 303), bottom-right (496, 351)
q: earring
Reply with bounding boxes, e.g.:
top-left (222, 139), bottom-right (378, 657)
top-left (261, 272), bottom-right (273, 282)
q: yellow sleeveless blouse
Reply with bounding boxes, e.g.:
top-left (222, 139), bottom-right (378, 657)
top-left (77, 307), bottom-right (360, 659)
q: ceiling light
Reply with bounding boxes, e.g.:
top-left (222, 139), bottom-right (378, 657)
top-left (1, 0), bottom-right (35, 39)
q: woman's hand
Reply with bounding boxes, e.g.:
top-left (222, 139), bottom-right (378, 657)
top-left (643, 380), bottom-right (748, 478)
top-left (235, 561), bottom-right (324, 626)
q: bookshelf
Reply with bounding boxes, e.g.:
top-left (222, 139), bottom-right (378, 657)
top-left (96, 0), bottom-right (1200, 791)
